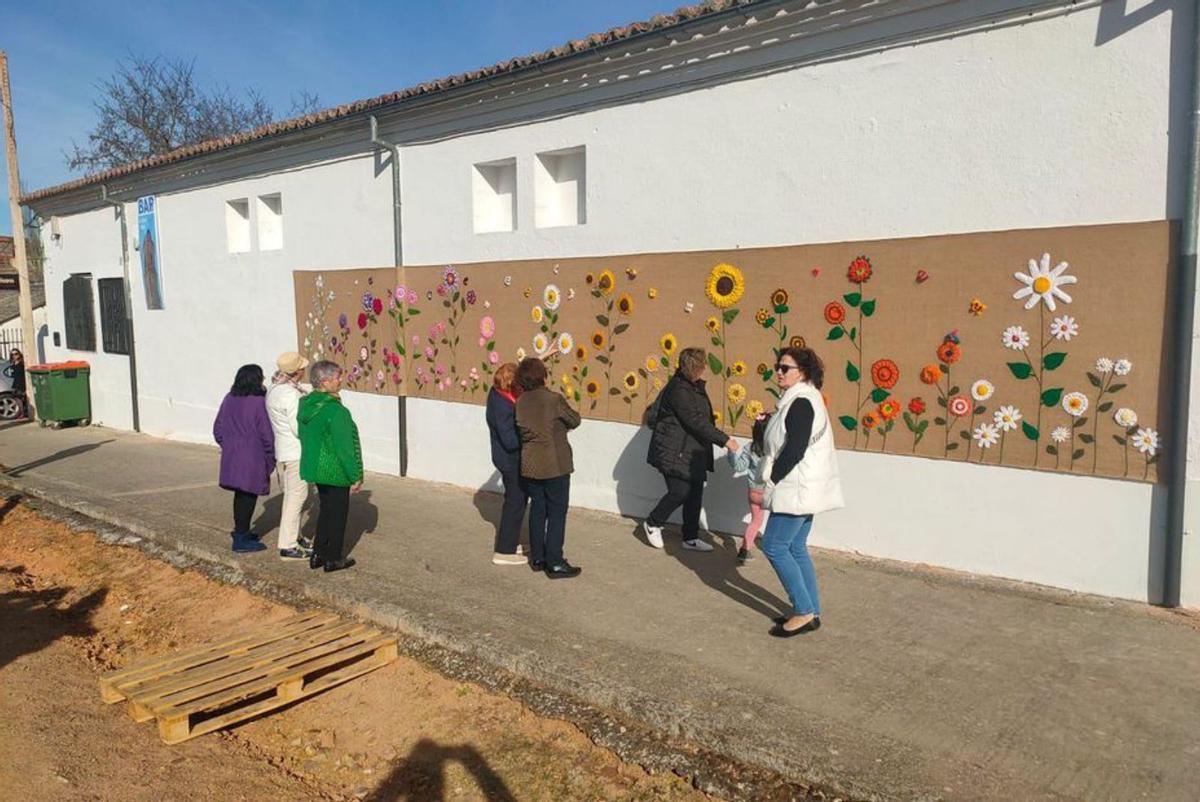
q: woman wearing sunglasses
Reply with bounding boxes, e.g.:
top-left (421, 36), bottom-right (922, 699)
top-left (759, 346), bottom-right (844, 637)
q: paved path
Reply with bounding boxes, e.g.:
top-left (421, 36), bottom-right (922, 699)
top-left (1, 420), bottom-right (1198, 801)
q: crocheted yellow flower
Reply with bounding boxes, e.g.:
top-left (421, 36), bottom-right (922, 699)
top-left (705, 263), bottom-right (745, 309)
top-left (596, 270), bottom-right (616, 296)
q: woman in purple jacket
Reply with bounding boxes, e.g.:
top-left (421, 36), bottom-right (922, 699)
top-left (213, 364), bottom-right (275, 553)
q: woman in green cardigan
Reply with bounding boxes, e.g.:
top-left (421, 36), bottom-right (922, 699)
top-left (298, 360), bottom-right (363, 573)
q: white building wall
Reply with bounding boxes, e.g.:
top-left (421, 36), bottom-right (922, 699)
top-left (401, 4), bottom-right (1182, 263)
top-left (31, 2), bottom-right (1197, 604)
top-left (41, 208), bottom-right (134, 430)
top-left (399, 3), bottom-right (1193, 605)
top-left (39, 155), bottom-right (399, 468)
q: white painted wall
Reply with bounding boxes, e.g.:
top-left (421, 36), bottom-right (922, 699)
top-left (410, 399), bottom-right (1167, 602)
top-left (401, 4), bottom-right (1185, 263)
top-left (30, 2), bottom-right (1197, 604)
top-left (39, 154), bottom-right (394, 453)
top-left (41, 207), bottom-right (134, 430)
top-left (399, 2), bottom-right (1194, 605)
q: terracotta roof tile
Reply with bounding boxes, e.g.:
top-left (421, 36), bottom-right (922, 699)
top-left (22, 0), bottom-right (774, 204)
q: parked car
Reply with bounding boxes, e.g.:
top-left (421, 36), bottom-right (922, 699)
top-left (0, 359), bottom-right (23, 420)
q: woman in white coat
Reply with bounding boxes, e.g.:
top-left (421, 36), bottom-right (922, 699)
top-left (759, 346), bottom-right (844, 638)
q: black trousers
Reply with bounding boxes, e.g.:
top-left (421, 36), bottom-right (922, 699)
top-left (496, 467), bottom-right (528, 555)
top-left (232, 490), bottom-right (257, 534)
top-left (647, 472), bottom-right (706, 540)
top-left (525, 474), bottom-right (570, 566)
top-left (315, 484), bottom-right (350, 562)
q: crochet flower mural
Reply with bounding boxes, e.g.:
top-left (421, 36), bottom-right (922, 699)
top-left (1003, 253), bottom-right (1077, 462)
top-left (827, 256), bottom-right (883, 446)
top-left (703, 263), bottom-right (748, 427)
top-left (756, 287), bottom-right (798, 400)
top-left (295, 225), bottom-right (1166, 483)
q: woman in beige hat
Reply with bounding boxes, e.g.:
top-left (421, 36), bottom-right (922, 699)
top-left (266, 351), bottom-right (313, 559)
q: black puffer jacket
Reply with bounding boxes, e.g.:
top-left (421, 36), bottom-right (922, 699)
top-left (647, 371), bottom-right (728, 480)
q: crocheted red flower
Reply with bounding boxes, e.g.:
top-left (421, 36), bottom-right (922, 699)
top-left (936, 340), bottom-right (962, 365)
top-left (847, 256), bottom-right (873, 284)
top-left (871, 359), bottom-right (900, 390)
top-left (824, 301), bottom-right (847, 325)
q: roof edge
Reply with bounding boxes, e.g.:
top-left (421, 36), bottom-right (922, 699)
top-left (23, 0), bottom-right (784, 205)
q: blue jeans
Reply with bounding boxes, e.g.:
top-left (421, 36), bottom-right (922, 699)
top-left (761, 513), bottom-right (819, 616)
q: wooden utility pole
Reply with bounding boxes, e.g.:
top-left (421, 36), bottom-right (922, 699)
top-left (1, 51), bottom-right (37, 413)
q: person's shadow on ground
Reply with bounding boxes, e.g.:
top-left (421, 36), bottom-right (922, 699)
top-left (613, 430), bottom-right (787, 620)
top-left (656, 529), bottom-right (791, 620)
top-left (344, 489), bottom-right (380, 558)
top-left (3, 440), bottom-right (115, 477)
top-left (251, 487), bottom-right (319, 548)
top-left (0, 567), bottom-right (106, 672)
top-left (365, 738), bottom-right (515, 802)
top-left (472, 471), bottom-right (529, 553)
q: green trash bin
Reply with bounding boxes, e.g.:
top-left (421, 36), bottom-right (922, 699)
top-left (29, 361), bottom-right (92, 427)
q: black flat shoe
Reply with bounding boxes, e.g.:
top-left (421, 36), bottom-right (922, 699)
top-left (770, 619), bottom-right (821, 637)
top-left (544, 560), bottom-right (581, 579)
top-left (323, 557), bottom-right (356, 573)
top-left (774, 615), bottom-right (820, 627)
top-left (309, 555), bottom-right (326, 570)
top-left (770, 617), bottom-right (820, 637)
top-left (529, 560), bottom-right (546, 572)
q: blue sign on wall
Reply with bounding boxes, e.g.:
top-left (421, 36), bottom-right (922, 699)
top-left (137, 196), bottom-right (164, 310)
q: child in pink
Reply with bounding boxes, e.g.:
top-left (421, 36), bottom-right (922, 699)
top-left (726, 413), bottom-right (771, 564)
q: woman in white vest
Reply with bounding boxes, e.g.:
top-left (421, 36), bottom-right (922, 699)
top-left (265, 351), bottom-right (313, 560)
top-left (759, 346), bottom-right (844, 638)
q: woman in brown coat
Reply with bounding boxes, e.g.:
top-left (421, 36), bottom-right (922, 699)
top-left (515, 357), bottom-right (582, 579)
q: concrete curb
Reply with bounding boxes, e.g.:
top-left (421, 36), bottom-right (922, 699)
top-left (1, 476), bottom-right (858, 802)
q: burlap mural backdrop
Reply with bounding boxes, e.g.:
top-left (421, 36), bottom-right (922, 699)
top-left (294, 220), bottom-right (1172, 482)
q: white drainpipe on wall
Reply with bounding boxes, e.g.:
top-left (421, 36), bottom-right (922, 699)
top-left (369, 115), bottom-right (407, 477)
top-left (99, 184), bottom-right (140, 434)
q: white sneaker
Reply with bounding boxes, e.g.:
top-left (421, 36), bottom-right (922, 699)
top-left (682, 538), bottom-right (714, 552)
top-left (492, 552), bottom-right (527, 566)
top-left (641, 521), bottom-right (664, 549)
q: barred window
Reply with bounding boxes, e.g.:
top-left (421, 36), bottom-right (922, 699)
top-left (98, 278), bottom-right (130, 355)
top-left (62, 274), bottom-right (96, 352)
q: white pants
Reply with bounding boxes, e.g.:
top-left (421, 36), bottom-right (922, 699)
top-left (276, 460), bottom-right (310, 550)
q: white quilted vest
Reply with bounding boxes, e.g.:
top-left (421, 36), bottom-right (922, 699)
top-left (760, 381), bottom-right (845, 516)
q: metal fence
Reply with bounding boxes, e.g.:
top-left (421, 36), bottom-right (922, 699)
top-left (0, 330), bottom-right (22, 356)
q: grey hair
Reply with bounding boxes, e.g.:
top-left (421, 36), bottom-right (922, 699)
top-left (678, 347), bottom-right (707, 379)
top-left (309, 360), bottom-right (341, 388)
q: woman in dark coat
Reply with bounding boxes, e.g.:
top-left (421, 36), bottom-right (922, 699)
top-left (642, 346), bottom-right (739, 551)
top-left (515, 357), bottom-right (582, 579)
top-left (485, 362), bottom-right (528, 565)
top-left (4, 349), bottom-right (26, 418)
top-left (213, 364), bottom-right (275, 553)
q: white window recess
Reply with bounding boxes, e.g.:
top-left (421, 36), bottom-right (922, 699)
top-left (225, 199), bottom-right (251, 253)
top-left (472, 158), bottom-right (517, 233)
top-left (534, 146), bottom-right (586, 228)
top-left (257, 194), bottom-right (283, 251)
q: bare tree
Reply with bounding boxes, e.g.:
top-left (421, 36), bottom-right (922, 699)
top-left (67, 54), bottom-right (322, 173)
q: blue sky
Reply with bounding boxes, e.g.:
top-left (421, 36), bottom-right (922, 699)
top-left (0, 0), bottom-right (673, 235)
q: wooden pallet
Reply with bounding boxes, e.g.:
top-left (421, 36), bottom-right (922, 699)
top-left (99, 611), bottom-right (397, 744)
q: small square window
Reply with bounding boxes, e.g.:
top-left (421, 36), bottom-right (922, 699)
top-left (535, 146), bottom-right (586, 228)
top-left (472, 159), bottom-right (517, 233)
top-left (257, 194), bottom-right (283, 251)
top-left (225, 199), bottom-right (251, 253)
